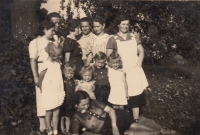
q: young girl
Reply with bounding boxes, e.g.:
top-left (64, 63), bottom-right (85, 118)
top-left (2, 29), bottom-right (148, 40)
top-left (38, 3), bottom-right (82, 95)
top-left (107, 51), bottom-right (129, 110)
top-left (41, 35), bottom-right (65, 135)
top-left (75, 66), bottom-right (96, 99)
top-left (60, 62), bottom-right (76, 135)
top-left (93, 52), bottom-right (110, 105)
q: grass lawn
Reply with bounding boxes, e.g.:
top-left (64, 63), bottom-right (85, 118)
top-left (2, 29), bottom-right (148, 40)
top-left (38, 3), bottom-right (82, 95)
top-left (142, 63), bottom-right (200, 135)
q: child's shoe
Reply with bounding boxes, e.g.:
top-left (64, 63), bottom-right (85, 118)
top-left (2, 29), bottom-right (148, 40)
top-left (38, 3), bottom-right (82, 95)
top-left (46, 127), bottom-right (53, 135)
top-left (133, 119), bottom-right (139, 123)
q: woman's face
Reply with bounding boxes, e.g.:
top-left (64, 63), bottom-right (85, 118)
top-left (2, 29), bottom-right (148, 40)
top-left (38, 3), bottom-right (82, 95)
top-left (44, 27), bottom-right (54, 39)
top-left (118, 20), bottom-right (129, 33)
top-left (51, 17), bottom-right (60, 31)
top-left (74, 27), bottom-right (80, 36)
top-left (76, 98), bottom-right (90, 113)
top-left (93, 21), bottom-right (105, 35)
top-left (80, 21), bottom-right (91, 35)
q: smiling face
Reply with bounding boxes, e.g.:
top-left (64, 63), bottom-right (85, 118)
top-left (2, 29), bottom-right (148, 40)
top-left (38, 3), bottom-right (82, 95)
top-left (80, 21), bottom-right (91, 35)
top-left (118, 20), bottom-right (129, 34)
top-left (76, 98), bottom-right (90, 113)
top-left (63, 70), bottom-right (74, 80)
top-left (94, 59), bottom-right (106, 69)
top-left (93, 21), bottom-right (105, 35)
top-left (110, 59), bottom-right (120, 70)
top-left (74, 27), bottom-right (80, 36)
top-left (82, 71), bottom-right (92, 82)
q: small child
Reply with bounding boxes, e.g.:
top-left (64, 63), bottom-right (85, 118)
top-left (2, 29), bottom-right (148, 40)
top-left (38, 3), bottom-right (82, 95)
top-left (60, 62), bottom-right (76, 135)
top-left (75, 66), bottom-right (96, 99)
top-left (107, 51), bottom-right (129, 110)
top-left (93, 52), bottom-right (110, 105)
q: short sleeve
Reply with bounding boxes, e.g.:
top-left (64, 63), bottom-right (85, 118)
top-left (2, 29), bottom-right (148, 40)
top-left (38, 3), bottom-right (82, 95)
top-left (106, 36), bottom-right (117, 51)
top-left (63, 38), bottom-right (74, 52)
top-left (28, 39), bottom-right (38, 59)
top-left (70, 117), bottom-right (82, 134)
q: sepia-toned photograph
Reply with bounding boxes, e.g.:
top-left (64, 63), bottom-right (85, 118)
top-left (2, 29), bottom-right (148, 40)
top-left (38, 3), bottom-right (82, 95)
top-left (0, 0), bottom-right (200, 135)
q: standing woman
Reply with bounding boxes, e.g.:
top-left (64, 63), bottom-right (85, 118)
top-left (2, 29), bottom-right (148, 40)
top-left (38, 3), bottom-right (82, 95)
top-left (90, 16), bottom-right (111, 57)
top-left (106, 15), bottom-right (148, 123)
top-left (63, 19), bottom-right (83, 80)
top-left (29, 20), bottom-right (62, 134)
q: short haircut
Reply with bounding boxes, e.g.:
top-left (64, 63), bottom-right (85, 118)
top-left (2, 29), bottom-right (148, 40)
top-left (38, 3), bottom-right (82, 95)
top-left (93, 51), bottom-right (107, 61)
top-left (74, 90), bottom-right (90, 105)
top-left (80, 17), bottom-right (91, 24)
top-left (107, 51), bottom-right (123, 69)
top-left (38, 20), bottom-right (55, 36)
top-left (47, 12), bottom-right (61, 21)
top-left (79, 66), bottom-right (94, 77)
top-left (63, 62), bottom-right (76, 73)
top-left (115, 15), bottom-right (129, 26)
top-left (67, 19), bottom-right (80, 32)
top-left (93, 16), bottom-right (105, 25)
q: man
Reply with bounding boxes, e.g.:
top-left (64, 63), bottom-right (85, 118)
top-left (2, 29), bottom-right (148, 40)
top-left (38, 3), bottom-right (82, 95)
top-left (47, 12), bottom-right (61, 33)
top-left (78, 17), bottom-right (96, 66)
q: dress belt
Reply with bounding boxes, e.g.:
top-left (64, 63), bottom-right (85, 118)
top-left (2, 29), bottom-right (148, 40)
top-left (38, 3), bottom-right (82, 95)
top-left (37, 61), bottom-right (43, 63)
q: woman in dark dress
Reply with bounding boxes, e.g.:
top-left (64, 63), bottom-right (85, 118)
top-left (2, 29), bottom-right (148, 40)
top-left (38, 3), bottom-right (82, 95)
top-left (63, 19), bottom-right (83, 80)
top-left (70, 91), bottom-right (177, 135)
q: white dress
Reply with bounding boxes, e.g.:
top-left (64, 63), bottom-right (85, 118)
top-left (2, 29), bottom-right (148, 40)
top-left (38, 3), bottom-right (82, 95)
top-left (75, 80), bottom-right (96, 99)
top-left (108, 68), bottom-right (127, 105)
top-left (41, 61), bottom-right (65, 110)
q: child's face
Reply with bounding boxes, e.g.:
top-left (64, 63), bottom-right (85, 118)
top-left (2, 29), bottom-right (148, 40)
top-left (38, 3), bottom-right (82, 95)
top-left (64, 71), bottom-right (74, 80)
top-left (82, 71), bottom-right (92, 82)
top-left (110, 60), bottom-right (120, 70)
top-left (94, 59), bottom-right (106, 69)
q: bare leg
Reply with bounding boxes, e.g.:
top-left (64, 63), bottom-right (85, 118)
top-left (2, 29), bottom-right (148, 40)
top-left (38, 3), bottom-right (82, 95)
top-left (130, 123), bottom-right (155, 131)
top-left (39, 116), bottom-right (46, 132)
top-left (65, 117), bottom-right (71, 133)
top-left (52, 107), bottom-right (60, 134)
top-left (132, 107), bottom-right (139, 120)
top-left (119, 105), bottom-right (124, 110)
top-left (45, 110), bottom-right (53, 134)
top-left (61, 116), bottom-right (66, 133)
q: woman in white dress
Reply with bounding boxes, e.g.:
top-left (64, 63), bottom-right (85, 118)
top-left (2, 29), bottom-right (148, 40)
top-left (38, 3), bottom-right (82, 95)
top-left (29, 20), bottom-right (65, 135)
top-left (106, 15), bottom-right (148, 123)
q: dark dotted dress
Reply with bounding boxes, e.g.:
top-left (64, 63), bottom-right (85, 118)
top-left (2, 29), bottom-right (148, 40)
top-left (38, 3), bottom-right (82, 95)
top-left (60, 79), bottom-right (76, 117)
top-left (93, 66), bottom-right (111, 106)
top-left (63, 37), bottom-right (83, 80)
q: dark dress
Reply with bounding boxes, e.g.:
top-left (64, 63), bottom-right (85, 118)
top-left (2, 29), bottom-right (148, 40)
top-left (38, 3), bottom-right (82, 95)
top-left (71, 100), bottom-right (133, 135)
top-left (93, 66), bottom-right (111, 106)
top-left (60, 79), bottom-right (76, 117)
top-left (63, 37), bottom-right (83, 80)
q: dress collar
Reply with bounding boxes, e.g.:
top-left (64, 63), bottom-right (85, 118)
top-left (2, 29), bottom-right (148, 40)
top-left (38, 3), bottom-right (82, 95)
top-left (115, 33), bottom-right (133, 41)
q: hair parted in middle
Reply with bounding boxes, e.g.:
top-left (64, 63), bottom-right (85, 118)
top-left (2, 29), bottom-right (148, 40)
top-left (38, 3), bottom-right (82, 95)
top-left (79, 65), bottom-right (94, 77)
top-left (93, 51), bottom-right (107, 61)
top-left (63, 62), bottom-right (76, 73)
top-left (107, 51), bottom-right (123, 69)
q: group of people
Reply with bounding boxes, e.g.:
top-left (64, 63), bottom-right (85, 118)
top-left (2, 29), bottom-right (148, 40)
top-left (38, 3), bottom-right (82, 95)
top-left (29, 12), bottom-right (176, 135)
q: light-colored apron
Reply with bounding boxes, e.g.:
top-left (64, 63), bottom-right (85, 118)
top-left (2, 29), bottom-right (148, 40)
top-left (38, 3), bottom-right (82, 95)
top-left (116, 35), bottom-right (148, 96)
